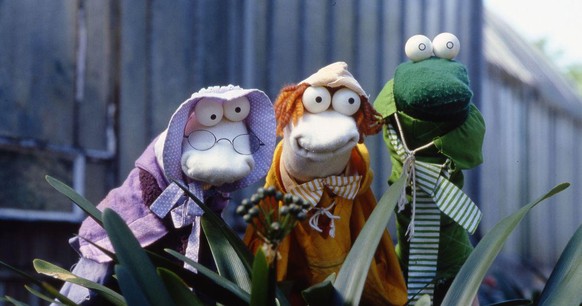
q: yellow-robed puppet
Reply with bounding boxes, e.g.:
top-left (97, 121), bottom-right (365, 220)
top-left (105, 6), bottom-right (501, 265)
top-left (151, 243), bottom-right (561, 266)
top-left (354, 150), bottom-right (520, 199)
top-left (244, 62), bottom-right (407, 306)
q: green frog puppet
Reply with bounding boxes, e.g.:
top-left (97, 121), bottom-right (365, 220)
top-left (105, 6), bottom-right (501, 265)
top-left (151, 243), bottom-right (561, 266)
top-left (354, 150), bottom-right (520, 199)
top-left (373, 33), bottom-right (486, 305)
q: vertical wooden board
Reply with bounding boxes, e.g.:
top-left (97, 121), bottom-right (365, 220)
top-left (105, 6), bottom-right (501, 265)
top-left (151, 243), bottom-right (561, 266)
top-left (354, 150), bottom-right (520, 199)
top-left (244, 0), bottom-right (269, 92)
top-left (402, 0), bottom-right (423, 38)
top-left (80, 0), bottom-right (116, 150)
top-left (442, 0), bottom-right (459, 34)
top-left (526, 102), bottom-right (555, 263)
top-left (119, 0), bottom-right (150, 177)
top-left (150, 0), bottom-right (199, 135)
top-left (225, 0), bottom-right (245, 85)
top-left (0, 1), bottom-right (21, 135)
top-left (354, 0), bottom-right (379, 95)
top-left (503, 90), bottom-right (526, 256)
top-left (84, 161), bottom-right (110, 205)
top-left (302, 0), bottom-right (330, 76)
top-left (269, 0), bottom-right (301, 94)
top-left (553, 116), bottom-right (576, 254)
top-left (372, 0), bottom-right (402, 198)
top-left (477, 77), bottom-right (496, 231)
top-left (379, 0), bottom-right (403, 83)
top-left (456, 1), bottom-right (474, 67)
top-left (574, 124), bottom-right (582, 227)
top-left (198, 0), bottom-right (233, 87)
top-left (543, 111), bottom-right (559, 262)
top-left (0, 0), bottom-right (76, 145)
top-left (423, 0), bottom-right (441, 37)
top-left (355, 0), bottom-right (382, 195)
top-left (372, 0), bottom-right (396, 197)
top-left (329, 0), bottom-right (355, 66)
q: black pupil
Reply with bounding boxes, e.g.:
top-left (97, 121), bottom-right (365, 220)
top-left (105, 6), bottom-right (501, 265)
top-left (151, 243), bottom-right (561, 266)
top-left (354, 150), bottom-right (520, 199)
top-left (348, 98), bottom-right (354, 104)
top-left (210, 114), bottom-right (217, 120)
top-left (235, 107), bottom-right (241, 113)
top-left (315, 96), bottom-right (322, 103)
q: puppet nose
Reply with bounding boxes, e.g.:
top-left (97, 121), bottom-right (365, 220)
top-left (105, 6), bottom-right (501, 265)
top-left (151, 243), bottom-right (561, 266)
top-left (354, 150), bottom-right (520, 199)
top-left (292, 110), bottom-right (359, 152)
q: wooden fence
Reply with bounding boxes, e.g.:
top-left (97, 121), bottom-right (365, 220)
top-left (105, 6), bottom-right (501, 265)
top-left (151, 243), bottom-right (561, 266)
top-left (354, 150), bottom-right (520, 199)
top-left (6, 0), bottom-right (581, 303)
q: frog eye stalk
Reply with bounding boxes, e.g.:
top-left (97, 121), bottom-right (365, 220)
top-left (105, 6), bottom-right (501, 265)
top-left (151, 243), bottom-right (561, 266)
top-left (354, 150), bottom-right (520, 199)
top-left (432, 32), bottom-right (460, 60)
top-left (405, 34), bottom-right (433, 62)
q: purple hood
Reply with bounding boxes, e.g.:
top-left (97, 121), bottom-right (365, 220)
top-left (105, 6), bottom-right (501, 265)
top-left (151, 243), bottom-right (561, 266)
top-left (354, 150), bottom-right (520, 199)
top-left (78, 85), bottom-right (276, 263)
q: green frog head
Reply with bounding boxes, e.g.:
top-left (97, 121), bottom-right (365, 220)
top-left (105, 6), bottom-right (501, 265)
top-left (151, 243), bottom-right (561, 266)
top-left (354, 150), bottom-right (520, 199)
top-left (375, 33), bottom-right (473, 125)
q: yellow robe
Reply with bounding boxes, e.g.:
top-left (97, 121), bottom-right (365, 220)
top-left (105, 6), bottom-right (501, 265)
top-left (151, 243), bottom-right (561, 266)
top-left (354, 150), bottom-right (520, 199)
top-left (244, 142), bottom-right (407, 306)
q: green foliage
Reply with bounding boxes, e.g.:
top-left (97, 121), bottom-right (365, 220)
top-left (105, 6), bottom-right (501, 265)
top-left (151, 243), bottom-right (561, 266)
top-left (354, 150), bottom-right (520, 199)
top-left (45, 175), bottom-right (103, 225)
top-left (441, 183), bottom-right (570, 305)
top-left (331, 173), bottom-right (405, 305)
top-left (537, 224), bottom-right (582, 305)
top-left (249, 248), bottom-right (272, 306)
top-left (33, 259), bottom-right (125, 306)
top-left (1, 176), bottom-right (580, 306)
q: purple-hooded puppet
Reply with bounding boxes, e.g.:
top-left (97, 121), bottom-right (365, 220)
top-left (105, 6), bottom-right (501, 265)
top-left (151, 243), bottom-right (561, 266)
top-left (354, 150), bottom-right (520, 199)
top-left (58, 85), bottom-right (276, 305)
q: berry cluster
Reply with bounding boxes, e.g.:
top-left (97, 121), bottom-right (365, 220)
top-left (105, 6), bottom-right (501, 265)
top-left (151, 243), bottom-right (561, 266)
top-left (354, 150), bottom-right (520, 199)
top-left (236, 186), bottom-right (311, 261)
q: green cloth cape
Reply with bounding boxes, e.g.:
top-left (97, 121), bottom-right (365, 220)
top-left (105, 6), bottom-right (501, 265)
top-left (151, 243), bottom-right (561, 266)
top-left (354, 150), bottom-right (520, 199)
top-left (374, 79), bottom-right (486, 280)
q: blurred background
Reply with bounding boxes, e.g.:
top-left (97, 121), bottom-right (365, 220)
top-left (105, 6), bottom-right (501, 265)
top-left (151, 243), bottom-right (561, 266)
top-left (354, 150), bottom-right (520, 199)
top-left (1, 0), bottom-right (581, 304)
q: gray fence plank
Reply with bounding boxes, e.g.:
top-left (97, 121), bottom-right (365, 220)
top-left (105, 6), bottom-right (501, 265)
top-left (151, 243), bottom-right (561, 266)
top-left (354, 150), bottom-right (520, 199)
top-left (119, 0), bottom-right (150, 177)
top-left (0, 0), bottom-right (76, 144)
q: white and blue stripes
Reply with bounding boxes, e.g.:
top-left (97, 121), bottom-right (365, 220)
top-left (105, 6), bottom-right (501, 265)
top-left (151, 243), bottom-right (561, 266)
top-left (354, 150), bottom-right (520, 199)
top-left (387, 121), bottom-right (481, 303)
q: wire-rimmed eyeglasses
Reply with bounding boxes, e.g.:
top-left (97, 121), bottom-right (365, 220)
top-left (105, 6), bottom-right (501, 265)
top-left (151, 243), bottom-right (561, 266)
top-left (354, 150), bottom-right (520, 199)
top-left (183, 129), bottom-right (264, 155)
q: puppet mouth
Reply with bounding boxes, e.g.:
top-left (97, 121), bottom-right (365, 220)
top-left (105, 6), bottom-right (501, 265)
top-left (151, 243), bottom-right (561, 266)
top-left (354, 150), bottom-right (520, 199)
top-left (293, 136), bottom-right (357, 161)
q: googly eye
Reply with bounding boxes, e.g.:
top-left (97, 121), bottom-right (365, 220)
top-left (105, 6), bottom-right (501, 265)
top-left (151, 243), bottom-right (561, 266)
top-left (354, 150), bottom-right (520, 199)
top-left (194, 98), bottom-right (224, 127)
top-left (302, 86), bottom-right (331, 113)
top-left (432, 32), bottom-right (460, 60)
top-left (223, 97), bottom-right (250, 122)
top-left (332, 88), bottom-right (361, 116)
top-left (405, 34), bottom-right (433, 62)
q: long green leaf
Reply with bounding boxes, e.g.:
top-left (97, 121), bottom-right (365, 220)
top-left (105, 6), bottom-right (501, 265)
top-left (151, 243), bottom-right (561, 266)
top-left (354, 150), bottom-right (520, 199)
top-left (115, 265), bottom-right (149, 306)
top-left (441, 182), bottom-right (570, 305)
top-left (250, 248), bottom-right (270, 306)
top-left (1, 296), bottom-right (29, 306)
top-left (45, 175), bottom-right (103, 225)
top-left (332, 174), bottom-right (406, 305)
top-left (75, 235), bottom-right (117, 262)
top-left (33, 259), bottom-right (125, 306)
top-left (302, 273), bottom-right (336, 306)
top-left (173, 180), bottom-right (254, 268)
top-left (102, 208), bottom-right (174, 306)
top-left (0, 260), bottom-right (77, 306)
top-left (201, 215), bottom-right (252, 292)
top-left (488, 299), bottom-right (532, 306)
top-left (538, 223), bottom-right (582, 305)
top-left (24, 285), bottom-right (68, 305)
top-left (153, 250), bottom-right (250, 305)
top-left (157, 267), bottom-right (204, 306)
top-left (174, 181), bottom-right (293, 305)
top-left (165, 249), bottom-right (251, 304)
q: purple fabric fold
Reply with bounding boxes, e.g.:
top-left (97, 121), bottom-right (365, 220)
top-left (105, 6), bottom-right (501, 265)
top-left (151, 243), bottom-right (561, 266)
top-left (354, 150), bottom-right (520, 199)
top-left (78, 139), bottom-right (169, 263)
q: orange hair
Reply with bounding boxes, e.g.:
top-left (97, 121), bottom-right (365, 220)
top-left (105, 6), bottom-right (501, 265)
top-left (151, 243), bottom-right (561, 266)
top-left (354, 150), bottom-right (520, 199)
top-left (274, 84), bottom-right (383, 142)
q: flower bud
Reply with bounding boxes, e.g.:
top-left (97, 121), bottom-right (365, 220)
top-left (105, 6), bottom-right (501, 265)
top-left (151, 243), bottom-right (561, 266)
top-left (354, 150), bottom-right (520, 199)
top-left (248, 206), bottom-right (259, 217)
top-left (235, 205), bottom-right (247, 216)
top-left (243, 214), bottom-right (253, 223)
top-left (280, 206), bottom-right (289, 216)
top-left (296, 211), bottom-right (307, 221)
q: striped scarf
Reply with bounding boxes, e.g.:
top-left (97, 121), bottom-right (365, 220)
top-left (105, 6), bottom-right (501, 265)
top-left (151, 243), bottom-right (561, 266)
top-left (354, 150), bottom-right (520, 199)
top-left (288, 175), bottom-right (362, 237)
top-left (388, 116), bottom-right (481, 303)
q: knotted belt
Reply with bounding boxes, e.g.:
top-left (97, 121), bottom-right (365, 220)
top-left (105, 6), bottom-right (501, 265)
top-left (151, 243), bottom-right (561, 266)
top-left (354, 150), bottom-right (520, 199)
top-left (150, 182), bottom-right (224, 271)
top-left (388, 115), bottom-right (482, 303)
top-left (288, 175), bottom-right (362, 237)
